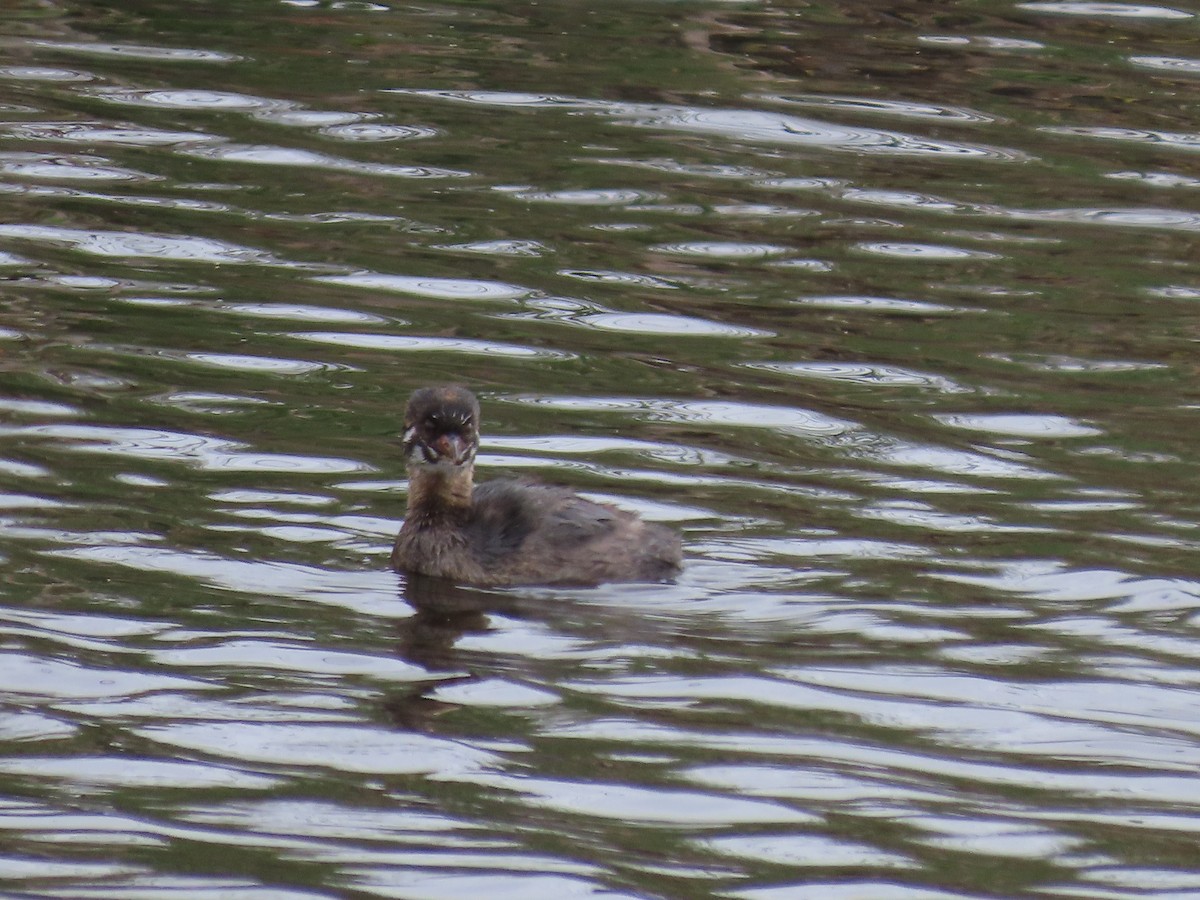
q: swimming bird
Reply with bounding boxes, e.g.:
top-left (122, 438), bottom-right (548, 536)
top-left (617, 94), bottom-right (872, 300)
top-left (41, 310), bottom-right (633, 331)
top-left (391, 385), bottom-right (682, 586)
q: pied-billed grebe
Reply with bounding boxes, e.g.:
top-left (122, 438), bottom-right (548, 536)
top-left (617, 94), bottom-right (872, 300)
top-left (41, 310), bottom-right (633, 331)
top-left (391, 385), bottom-right (683, 586)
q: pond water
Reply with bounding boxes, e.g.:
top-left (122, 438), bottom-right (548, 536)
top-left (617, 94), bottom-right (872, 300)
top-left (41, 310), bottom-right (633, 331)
top-left (2, 0), bottom-right (1199, 897)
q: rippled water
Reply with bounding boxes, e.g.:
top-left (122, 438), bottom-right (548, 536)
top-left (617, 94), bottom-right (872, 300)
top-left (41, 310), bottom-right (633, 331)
top-left (2, 1), bottom-right (1199, 897)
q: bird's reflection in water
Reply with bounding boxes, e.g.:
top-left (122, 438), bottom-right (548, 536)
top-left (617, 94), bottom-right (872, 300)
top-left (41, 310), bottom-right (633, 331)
top-left (395, 573), bottom-right (512, 669)
top-left (385, 573), bottom-right (525, 731)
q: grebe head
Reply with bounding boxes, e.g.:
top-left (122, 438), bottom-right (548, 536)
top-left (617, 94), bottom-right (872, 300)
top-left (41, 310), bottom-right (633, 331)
top-left (402, 385), bottom-right (480, 470)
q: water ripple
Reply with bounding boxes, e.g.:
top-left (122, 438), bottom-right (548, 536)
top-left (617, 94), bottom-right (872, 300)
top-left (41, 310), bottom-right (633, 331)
top-left (986, 352), bottom-right (1166, 373)
top-left (1014, 206), bottom-right (1200, 230)
top-left (686, 762), bottom-right (942, 803)
top-left (211, 488), bottom-right (335, 506)
top-left (286, 331), bottom-right (573, 360)
top-left (558, 269), bottom-right (680, 288)
top-left (712, 203), bottom-right (816, 218)
top-left (508, 395), bottom-right (1050, 479)
top-left (760, 93), bottom-right (995, 123)
top-left (548, 311), bottom-right (770, 337)
top-left (1147, 285), bottom-right (1200, 299)
top-left (437, 239), bottom-right (548, 257)
top-left (252, 109), bottom-right (363, 127)
top-left (178, 142), bottom-right (469, 178)
top-left (0, 183), bottom-right (237, 214)
top-left (0, 423), bottom-right (369, 474)
top-left (506, 299), bottom-right (768, 337)
top-left (859, 501), bottom-right (1054, 534)
top-left (934, 413), bottom-right (1102, 439)
top-left (855, 241), bottom-right (1000, 260)
top-left (510, 188), bottom-right (664, 206)
top-left (746, 362), bottom-right (974, 393)
top-left (1107, 169), bottom-right (1200, 188)
top-left (576, 670), bottom-right (1198, 768)
top-left (510, 395), bottom-right (857, 437)
top-left (1129, 54), bottom-right (1200, 74)
top-left (0, 224), bottom-right (286, 264)
top-left (138, 722), bottom-right (496, 775)
top-left (917, 35), bottom-right (1048, 50)
top-left (83, 87), bottom-right (293, 111)
top-left (1018, 2), bottom-right (1193, 18)
top-left (212, 302), bottom-right (389, 324)
top-left (0, 459), bottom-right (51, 478)
top-left (797, 666), bottom-right (1200, 744)
top-left (840, 188), bottom-right (979, 212)
top-left (486, 434), bottom-right (737, 467)
top-left (451, 771), bottom-right (813, 825)
top-left (386, 89), bottom-right (604, 109)
top-left (152, 639), bottom-right (428, 681)
top-left (788, 177), bottom-right (1200, 236)
top-left (0, 757), bottom-right (282, 791)
top-left (621, 106), bottom-right (1026, 160)
top-left (0, 398), bottom-right (81, 417)
top-left (164, 349), bottom-right (349, 375)
top-left (0, 65), bottom-right (94, 82)
top-left (794, 295), bottom-right (969, 314)
top-left (0, 710), bottom-right (75, 743)
top-left (931, 560), bottom-right (1200, 607)
top-left (320, 122), bottom-right (438, 141)
top-left (32, 40), bottom-right (241, 61)
top-left (0, 651), bottom-right (208, 700)
top-left (699, 833), bottom-right (916, 870)
top-left (393, 89), bottom-right (1027, 160)
top-left (651, 241), bottom-right (791, 259)
top-left (857, 438), bottom-right (1052, 480)
top-left (897, 815), bottom-right (1084, 860)
top-left (595, 157), bottom-right (772, 179)
top-left (1, 121), bottom-right (218, 146)
top-left (1044, 124), bottom-right (1200, 152)
top-left (315, 271), bottom-right (533, 301)
top-left (51, 545), bottom-right (399, 614)
top-left (0, 152), bottom-right (158, 182)
top-left (152, 392), bottom-right (277, 415)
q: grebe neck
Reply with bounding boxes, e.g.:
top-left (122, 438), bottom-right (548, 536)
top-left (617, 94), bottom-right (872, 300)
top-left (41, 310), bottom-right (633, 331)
top-left (404, 464), bottom-right (474, 529)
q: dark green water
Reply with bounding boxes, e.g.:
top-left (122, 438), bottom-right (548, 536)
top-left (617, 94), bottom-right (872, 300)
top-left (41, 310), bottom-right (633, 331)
top-left (1, 1), bottom-right (1199, 897)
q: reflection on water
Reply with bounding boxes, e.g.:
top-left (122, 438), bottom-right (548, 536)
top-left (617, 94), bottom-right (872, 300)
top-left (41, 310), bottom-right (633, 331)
top-left (1, 0), bottom-right (1200, 897)
top-left (0, 223), bottom-right (290, 263)
top-left (395, 89), bottom-right (1028, 159)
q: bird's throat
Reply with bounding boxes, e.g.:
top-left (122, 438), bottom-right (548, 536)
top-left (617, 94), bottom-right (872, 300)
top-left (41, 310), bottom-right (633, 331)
top-left (404, 464), bottom-right (474, 528)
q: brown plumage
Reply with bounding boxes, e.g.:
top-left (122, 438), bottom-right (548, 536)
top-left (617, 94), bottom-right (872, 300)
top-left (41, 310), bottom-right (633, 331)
top-left (391, 386), bottom-right (682, 587)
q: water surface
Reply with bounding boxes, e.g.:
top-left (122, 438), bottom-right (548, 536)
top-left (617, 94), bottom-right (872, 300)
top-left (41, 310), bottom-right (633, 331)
top-left (1, 1), bottom-right (1199, 898)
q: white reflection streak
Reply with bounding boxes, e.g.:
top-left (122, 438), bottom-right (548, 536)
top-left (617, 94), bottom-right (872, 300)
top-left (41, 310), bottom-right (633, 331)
top-left (0, 223), bottom-right (289, 264)
top-left (507, 397), bottom-right (1054, 480)
top-left (51, 545), bottom-right (401, 616)
top-left (389, 89), bottom-right (1025, 159)
top-left (0, 423), bottom-right (369, 474)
